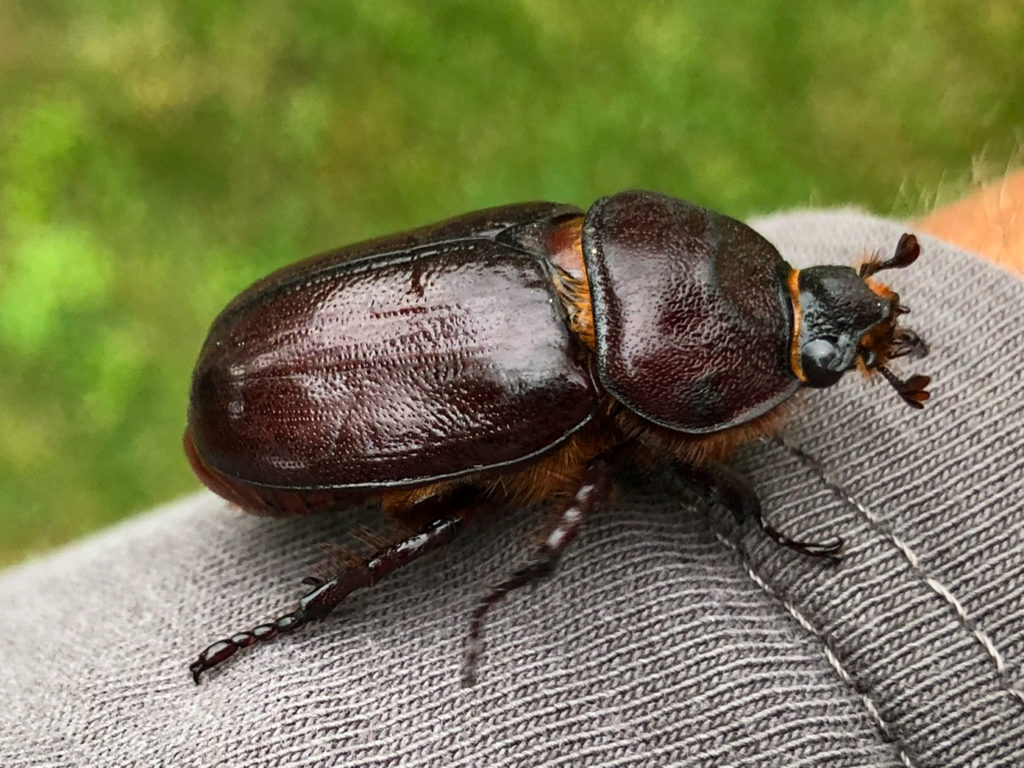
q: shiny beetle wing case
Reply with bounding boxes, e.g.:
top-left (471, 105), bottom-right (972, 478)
top-left (188, 202), bottom-right (597, 492)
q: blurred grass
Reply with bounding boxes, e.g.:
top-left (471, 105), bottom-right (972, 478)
top-left (1, 1), bottom-right (1022, 567)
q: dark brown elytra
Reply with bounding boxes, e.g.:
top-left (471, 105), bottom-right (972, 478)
top-left (184, 190), bottom-right (930, 684)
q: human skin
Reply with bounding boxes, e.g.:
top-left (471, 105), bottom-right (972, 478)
top-left (916, 170), bottom-right (1024, 277)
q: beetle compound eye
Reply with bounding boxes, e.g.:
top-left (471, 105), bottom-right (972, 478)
top-left (800, 338), bottom-right (844, 387)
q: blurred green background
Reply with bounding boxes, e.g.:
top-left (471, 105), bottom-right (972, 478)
top-left (1, 1), bottom-right (1022, 567)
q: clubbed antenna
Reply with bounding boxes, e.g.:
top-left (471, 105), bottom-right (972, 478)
top-left (860, 233), bottom-right (921, 278)
top-left (878, 366), bottom-right (931, 409)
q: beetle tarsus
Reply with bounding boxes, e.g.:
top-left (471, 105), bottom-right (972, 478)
top-left (190, 611), bottom-right (307, 684)
top-left (755, 520), bottom-right (845, 563)
top-left (190, 516), bottom-right (463, 683)
top-left (462, 558), bottom-right (555, 688)
top-left (462, 460), bottom-right (610, 686)
top-left (676, 459), bottom-right (844, 562)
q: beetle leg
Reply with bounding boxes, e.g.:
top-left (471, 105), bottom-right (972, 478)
top-left (462, 459), bottom-right (610, 687)
top-left (675, 460), bottom-right (845, 562)
top-left (189, 516), bottom-right (462, 683)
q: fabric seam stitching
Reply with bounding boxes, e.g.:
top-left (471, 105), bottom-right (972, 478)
top-left (715, 532), bottom-right (916, 768)
top-left (778, 435), bottom-right (1024, 710)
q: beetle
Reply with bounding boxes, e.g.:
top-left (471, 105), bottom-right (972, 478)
top-left (185, 189), bottom-right (929, 684)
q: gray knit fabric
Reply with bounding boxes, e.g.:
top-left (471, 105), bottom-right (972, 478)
top-left (1, 211), bottom-right (1021, 767)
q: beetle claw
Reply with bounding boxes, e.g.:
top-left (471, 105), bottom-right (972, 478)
top-left (798, 538), bottom-right (846, 563)
top-left (757, 513), bottom-right (846, 563)
top-left (765, 531), bottom-right (845, 563)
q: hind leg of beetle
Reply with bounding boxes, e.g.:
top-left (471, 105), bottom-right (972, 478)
top-left (675, 460), bottom-right (844, 562)
top-left (189, 515), bottom-right (463, 683)
top-left (300, 485), bottom-right (487, 591)
top-left (462, 458), bottom-right (611, 687)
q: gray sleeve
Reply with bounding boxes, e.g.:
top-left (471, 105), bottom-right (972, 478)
top-left (1, 211), bottom-right (1021, 768)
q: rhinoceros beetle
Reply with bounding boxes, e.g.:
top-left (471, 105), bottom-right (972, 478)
top-left (185, 190), bottom-right (929, 684)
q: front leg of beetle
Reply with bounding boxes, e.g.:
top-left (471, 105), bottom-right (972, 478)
top-left (675, 460), bottom-right (844, 562)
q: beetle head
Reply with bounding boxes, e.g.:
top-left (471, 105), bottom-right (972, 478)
top-left (789, 233), bottom-right (930, 408)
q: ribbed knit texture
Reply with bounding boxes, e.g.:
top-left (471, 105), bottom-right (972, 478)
top-left (1, 211), bottom-right (1021, 767)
